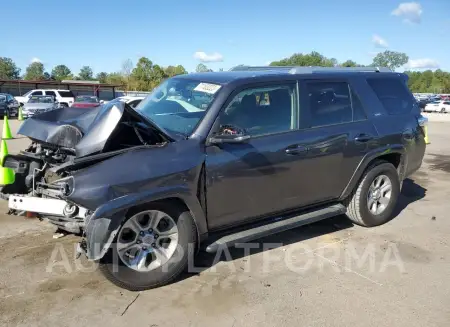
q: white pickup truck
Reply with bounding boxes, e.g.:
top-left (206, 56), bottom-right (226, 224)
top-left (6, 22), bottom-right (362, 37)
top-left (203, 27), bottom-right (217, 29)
top-left (15, 89), bottom-right (75, 107)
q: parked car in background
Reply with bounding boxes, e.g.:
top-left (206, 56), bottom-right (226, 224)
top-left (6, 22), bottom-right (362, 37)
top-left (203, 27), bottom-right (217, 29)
top-left (15, 89), bottom-right (75, 107)
top-left (424, 100), bottom-right (450, 113)
top-left (71, 95), bottom-right (102, 108)
top-left (417, 98), bottom-right (430, 110)
top-left (22, 95), bottom-right (59, 118)
top-left (0, 93), bottom-right (20, 118)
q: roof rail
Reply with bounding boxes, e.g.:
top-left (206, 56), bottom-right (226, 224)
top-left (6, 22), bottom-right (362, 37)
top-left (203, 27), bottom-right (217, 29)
top-left (228, 65), bottom-right (392, 73)
top-left (229, 65), bottom-right (294, 72)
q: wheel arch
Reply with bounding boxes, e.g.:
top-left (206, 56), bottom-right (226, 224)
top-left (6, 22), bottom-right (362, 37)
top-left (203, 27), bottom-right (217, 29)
top-left (84, 187), bottom-right (208, 261)
top-left (339, 145), bottom-right (406, 201)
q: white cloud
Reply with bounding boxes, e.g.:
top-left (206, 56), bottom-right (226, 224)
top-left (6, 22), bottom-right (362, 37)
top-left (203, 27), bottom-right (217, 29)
top-left (372, 34), bottom-right (389, 48)
top-left (30, 57), bottom-right (41, 63)
top-left (391, 2), bottom-right (423, 24)
top-left (193, 51), bottom-right (224, 63)
top-left (404, 58), bottom-right (439, 69)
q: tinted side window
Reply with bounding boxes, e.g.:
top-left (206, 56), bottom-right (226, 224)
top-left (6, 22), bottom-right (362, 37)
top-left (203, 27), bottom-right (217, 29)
top-left (31, 91), bottom-right (43, 96)
top-left (45, 91), bottom-right (56, 97)
top-left (367, 78), bottom-right (413, 115)
top-left (219, 84), bottom-right (297, 137)
top-left (58, 90), bottom-right (75, 98)
top-left (305, 81), bottom-right (365, 127)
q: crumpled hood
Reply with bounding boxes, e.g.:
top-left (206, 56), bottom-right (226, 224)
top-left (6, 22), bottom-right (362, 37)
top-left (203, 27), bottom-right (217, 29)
top-left (17, 101), bottom-right (172, 156)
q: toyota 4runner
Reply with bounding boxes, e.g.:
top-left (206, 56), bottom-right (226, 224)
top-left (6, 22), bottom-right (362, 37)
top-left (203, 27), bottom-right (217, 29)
top-left (1, 66), bottom-right (427, 291)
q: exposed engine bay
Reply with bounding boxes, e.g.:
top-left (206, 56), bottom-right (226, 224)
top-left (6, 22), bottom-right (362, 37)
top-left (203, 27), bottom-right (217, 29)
top-left (1, 101), bottom-right (170, 234)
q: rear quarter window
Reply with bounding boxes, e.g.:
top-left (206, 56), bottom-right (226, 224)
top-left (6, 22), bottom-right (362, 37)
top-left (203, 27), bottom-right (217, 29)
top-left (367, 78), bottom-right (416, 115)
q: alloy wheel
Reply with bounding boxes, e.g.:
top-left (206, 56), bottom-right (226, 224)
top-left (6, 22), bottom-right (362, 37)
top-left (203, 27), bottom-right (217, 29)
top-left (367, 174), bottom-right (392, 215)
top-left (116, 210), bottom-right (179, 272)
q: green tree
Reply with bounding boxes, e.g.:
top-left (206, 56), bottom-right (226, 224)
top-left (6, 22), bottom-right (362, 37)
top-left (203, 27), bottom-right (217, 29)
top-left (340, 60), bottom-right (364, 67)
top-left (131, 57), bottom-right (154, 91)
top-left (96, 72), bottom-right (108, 83)
top-left (0, 57), bottom-right (21, 79)
top-left (24, 62), bottom-right (45, 80)
top-left (164, 65), bottom-right (187, 77)
top-left (43, 72), bottom-right (53, 80)
top-left (51, 65), bottom-right (72, 81)
top-left (270, 51), bottom-right (335, 67)
top-left (196, 63), bottom-right (211, 73)
top-left (371, 50), bottom-right (409, 70)
top-left (78, 66), bottom-right (94, 80)
top-left (106, 72), bottom-right (125, 85)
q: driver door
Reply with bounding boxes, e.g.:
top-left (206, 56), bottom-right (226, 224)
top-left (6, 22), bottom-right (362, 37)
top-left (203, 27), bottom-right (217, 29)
top-left (205, 82), bottom-right (302, 230)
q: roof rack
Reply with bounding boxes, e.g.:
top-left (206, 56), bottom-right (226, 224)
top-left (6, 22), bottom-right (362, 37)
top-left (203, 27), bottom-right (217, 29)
top-left (229, 65), bottom-right (392, 74)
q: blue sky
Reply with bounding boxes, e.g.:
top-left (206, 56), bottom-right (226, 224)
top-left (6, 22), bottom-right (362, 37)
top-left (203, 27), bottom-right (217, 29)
top-left (3, 0), bottom-right (450, 75)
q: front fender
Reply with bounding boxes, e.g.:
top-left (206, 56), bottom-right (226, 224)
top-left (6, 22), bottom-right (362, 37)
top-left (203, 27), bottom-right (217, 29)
top-left (339, 144), bottom-right (407, 201)
top-left (84, 185), bottom-right (207, 260)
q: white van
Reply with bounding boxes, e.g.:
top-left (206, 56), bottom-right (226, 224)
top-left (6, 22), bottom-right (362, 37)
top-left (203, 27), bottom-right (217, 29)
top-left (15, 89), bottom-right (75, 107)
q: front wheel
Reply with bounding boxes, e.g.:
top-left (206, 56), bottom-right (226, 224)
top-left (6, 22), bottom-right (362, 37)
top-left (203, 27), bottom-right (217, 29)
top-left (344, 161), bottom-right (400, 227)
top-left (99, 202), bottom-right (197, 291)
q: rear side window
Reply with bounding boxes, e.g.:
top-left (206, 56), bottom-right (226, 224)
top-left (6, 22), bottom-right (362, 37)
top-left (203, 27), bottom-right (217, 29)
top-left (367, 78), bottom-right (414, 115)
top-left (58, 90), bottom-right (74, 98)
top-left (305, 81), bottom-right (367, 128)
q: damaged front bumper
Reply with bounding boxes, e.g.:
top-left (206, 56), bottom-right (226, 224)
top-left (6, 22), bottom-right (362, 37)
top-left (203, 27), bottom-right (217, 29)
top-left (8, 194), bottom-right (90, 234)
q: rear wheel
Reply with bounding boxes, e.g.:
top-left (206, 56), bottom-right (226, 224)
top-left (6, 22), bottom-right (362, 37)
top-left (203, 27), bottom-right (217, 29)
top-left (441, 108), bottom-right (446, 113)
top-left (99, 202), bottom-right (197, 291)
top-left (344, 161), bottom-right (400, 227)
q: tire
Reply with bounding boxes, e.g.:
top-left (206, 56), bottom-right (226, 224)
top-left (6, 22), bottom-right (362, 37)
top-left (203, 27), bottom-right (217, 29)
top-left (441, 108), bottom-right (446, 113)
top-left (344, 161), bottom-right (400, 227)
top-left (99, 201), bottom-right (197, 291)
top-left (59, 103), bottom-right (68, 108)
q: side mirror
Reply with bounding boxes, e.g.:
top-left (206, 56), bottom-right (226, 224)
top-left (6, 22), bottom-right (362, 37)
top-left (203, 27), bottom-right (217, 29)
top-left (209, 133), bottom-right (251, 144)
top-left (99, 100), bottom-right (104, 104)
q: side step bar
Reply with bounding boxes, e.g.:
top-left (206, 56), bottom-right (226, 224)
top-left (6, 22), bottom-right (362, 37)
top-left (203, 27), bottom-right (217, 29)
top-left (205, 204), bottom-right (346, 253)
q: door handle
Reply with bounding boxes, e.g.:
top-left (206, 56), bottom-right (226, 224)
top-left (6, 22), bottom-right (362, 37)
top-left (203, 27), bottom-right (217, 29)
top-left (354, 134), bottom-right (374, 143)
top-left (285, 145), bottom-right (308, 155)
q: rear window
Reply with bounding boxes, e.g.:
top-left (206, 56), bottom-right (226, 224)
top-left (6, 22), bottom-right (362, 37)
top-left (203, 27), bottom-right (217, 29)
top-left (57, 90), bottom-right (74, 98)
top-left (367, 78), bottom-right (415, 115)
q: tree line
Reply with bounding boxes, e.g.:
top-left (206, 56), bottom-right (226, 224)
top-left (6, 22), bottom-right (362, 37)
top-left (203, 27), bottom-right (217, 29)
top-left (0, 51), bottom-right (448, 93)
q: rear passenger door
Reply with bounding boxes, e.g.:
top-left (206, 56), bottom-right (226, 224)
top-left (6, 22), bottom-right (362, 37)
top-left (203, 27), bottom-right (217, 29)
top-left (365, 77), bottom-right (426, 176)
top-left (289, 79), bottom-right (379, 206)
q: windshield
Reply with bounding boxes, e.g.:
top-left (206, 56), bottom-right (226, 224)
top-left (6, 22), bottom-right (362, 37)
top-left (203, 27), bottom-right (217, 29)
top-left (135, 78), bottom-right (221, 136)
top-left (75, 95), bottom-right (98, 103)
top-left (28, 96), bottom-right (54, 103)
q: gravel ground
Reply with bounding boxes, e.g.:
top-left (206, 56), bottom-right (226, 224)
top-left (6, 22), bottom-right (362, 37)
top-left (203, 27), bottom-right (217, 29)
top-left (0, 119), bottom-right (449, 327)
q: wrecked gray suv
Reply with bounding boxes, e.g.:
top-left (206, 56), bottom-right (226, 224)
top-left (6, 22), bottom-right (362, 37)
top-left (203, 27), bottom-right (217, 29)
top-left (1, 66), bottom-right (427, 290)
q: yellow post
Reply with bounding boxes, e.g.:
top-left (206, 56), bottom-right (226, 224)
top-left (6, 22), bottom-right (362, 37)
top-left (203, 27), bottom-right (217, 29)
top-left (424, 125), bottom-right (430, 145)
top-left (18, 106), bottom-right (24, 121)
